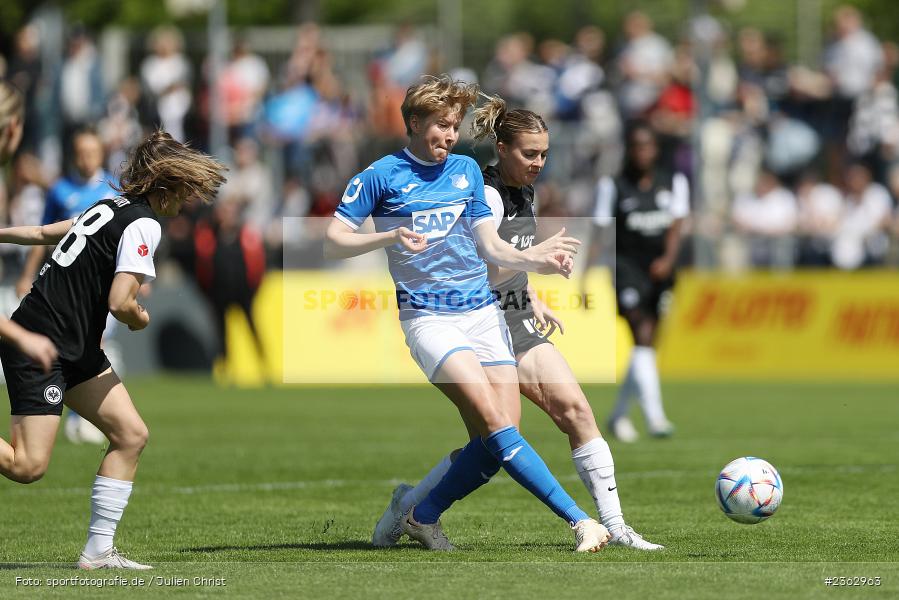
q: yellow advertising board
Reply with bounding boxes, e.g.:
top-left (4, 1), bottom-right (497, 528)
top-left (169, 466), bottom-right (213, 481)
top-left (221, 268), bottom-right (627, 386)
top-left (658, 270), bottom-right (899, 381)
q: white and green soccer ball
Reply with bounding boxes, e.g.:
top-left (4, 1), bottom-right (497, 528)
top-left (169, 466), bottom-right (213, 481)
top-left (715, 457), bottom-right (783, 524)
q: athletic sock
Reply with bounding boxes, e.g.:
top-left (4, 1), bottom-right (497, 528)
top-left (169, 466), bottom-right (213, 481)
top-left (631, 346), bottom-right (668, 425)
top-left (83, 475), bottom-right (133, 558)
top-left (484, 426), bottom-right (590, 525)
top-left (399, 454), bottom-right (453, 514)
top-left (572, 437), bottom-right (625, 530)
top-left (412, 439), bottom-right (500, 524)
top-left (610, 359), bottom-right (637, 422)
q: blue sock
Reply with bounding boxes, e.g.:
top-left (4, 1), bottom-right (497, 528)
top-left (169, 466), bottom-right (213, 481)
top-left (484, 426), bottom-right (590, 525)
top-left (412, 438), bottom-right (501, 524)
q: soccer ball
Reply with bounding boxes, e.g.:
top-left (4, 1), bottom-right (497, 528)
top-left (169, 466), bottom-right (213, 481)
top-left (715, 457), bottom-right (783, 524)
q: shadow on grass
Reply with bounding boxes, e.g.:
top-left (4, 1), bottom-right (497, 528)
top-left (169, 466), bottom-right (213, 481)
top-left (510, 542), bottom-right (573, 551)
top-left (180, 541), bottom-right (376, 553)
top-left (0, 563), bottom-right (76, 570)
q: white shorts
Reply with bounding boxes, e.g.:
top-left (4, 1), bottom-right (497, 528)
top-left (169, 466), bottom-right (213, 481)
top-left (400, 303), bottom-right (517, 381)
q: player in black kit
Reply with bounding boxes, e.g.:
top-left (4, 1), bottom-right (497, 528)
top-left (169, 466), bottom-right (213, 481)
top-left (375, 94), bottom-right (662, 551)
top-left (0, 130), bottom-right (227, 569)
top-left (588, 122), bottom-right (689, 442)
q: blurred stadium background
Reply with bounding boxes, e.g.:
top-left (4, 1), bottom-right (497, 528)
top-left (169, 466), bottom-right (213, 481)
top-left (2, 0), bottom-right (899, 385)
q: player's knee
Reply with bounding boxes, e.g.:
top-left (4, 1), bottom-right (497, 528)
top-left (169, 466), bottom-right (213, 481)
top-left (552, 398), bottom-right (593, 435)
top-left (132, 423), bottom-right (150, 452)
top-left (110, 422), bottom-right (149, 453)
top-left (482, 408), bottom-right (512, 434)
top-left (12, 461), bottom-right (48, 484)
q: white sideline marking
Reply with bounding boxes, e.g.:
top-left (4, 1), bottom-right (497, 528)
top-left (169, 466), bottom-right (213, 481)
top-left (2, 463), bottom-right (894, 497)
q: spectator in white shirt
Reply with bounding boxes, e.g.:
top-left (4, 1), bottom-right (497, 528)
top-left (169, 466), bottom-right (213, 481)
top-left (831, 161), bottom-right (893, 269)
top-left (140, 26), bottom-right (192, 142)
top-left (795, 170), bottom-right (845, 266)
top-left (822, 5), bottom-right (884, 184)
top-left (732, 167), bottom-right (798, 266)
top-left (615, 11), bottom-right (674, 119)
top-left (824, 6), bottom-right (883, 101)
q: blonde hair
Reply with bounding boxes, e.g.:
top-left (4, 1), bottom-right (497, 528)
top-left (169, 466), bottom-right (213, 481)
top-left (114, 130), bottom-right (227, 206)
top-left (400, 74), bottom-right (479, 136)
top-left (0, 81), bottom-right (24, 129)
top-left (471, 93), bottom-right (548, 145)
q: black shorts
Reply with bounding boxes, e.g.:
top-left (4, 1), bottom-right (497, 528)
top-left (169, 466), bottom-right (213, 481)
top-left (0, 341), bottom-right (111, 416)
top-left (615, 256), bottom-right (675, 318)
top-left (504, 310), bottom-right (555, 357)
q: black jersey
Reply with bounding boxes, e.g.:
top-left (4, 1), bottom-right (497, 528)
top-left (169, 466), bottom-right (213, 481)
top-left (13, 196), bottom-right (160, 362)
top-left (593, 170), bottom-right (690, 270)
top-left (482, 165), bottom-right (536, 314)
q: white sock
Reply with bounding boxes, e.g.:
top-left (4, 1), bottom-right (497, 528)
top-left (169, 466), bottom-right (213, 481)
top-left (631, 346), bottom-right (668, 425)
top-left (610, 361), bottom-right (637, 422)
top-left (572, 437), bottom-right (625, 530)
top-left (399, 454), bottom-right (452, 514)
top-left (83, 475), bottom-right (133, 558)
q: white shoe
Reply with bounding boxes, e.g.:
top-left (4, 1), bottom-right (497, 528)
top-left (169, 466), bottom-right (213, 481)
top-left (400, 508), bottom-right (455, 551)
top-left (608, 524), bottom-right (665, 551)
top-left (372, 483), bottom-right (413, 547)
top-left (608, 416), bottom-right (639, 443)
top-left (78, 547), bottom-right (152, 570)
top-left (64, 413), bottom-right (81, 444)
top-left (648, 419), bottom-right (675, 438)
top-left (571, 518), bottom-right (611, 553)
top-left (77, 418), bottom-right (107, 445)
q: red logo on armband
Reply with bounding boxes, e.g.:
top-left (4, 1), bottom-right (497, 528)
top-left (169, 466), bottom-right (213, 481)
top-left (137, 244), bottom-right (149, 257)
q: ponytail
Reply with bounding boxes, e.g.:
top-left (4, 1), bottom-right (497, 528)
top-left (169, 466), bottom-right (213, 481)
top-left (471, 92), bottom-right (548, 145)
top-left (471, 93), bottom-right (507, 141)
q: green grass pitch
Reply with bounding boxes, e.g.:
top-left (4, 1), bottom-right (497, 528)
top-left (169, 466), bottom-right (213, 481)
top-left (1, 377), bottom-right (897, 598)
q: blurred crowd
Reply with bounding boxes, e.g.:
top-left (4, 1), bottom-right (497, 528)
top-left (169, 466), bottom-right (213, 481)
top-left (1, 3), bottom-right (899, 286)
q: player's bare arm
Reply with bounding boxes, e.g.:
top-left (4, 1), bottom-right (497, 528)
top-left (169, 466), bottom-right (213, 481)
top-left (0, 319), bottom-right (58, 372)
top-left (527, 282), bottom-right (565, 333)
top-left (0, 218), bottom-right (75, 246)
top-left (649, 217), bottom-right (684, 281)
top-left (109, 271), bottom-right (150, 331)
top-left (323, 218), bottom-right (427, 260)
top-left (485, 241), bottom-right (531, 285)
top-left (16, 247), bottom-right (47, 298)
top-left (475, 223), bottom-right (578, 277)
top-left (486, 258), bottom-right (563, 328)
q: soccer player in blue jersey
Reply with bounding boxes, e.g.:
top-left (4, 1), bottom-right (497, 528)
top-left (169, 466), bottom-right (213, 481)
top-left (374, 94), bottom-right (663, 551)
top-left (325, 74), bottom-right (610, 552)
top-left (16, 128), bottom-right (120, 445)
top-left (17, 129), bottom-right (120, 298)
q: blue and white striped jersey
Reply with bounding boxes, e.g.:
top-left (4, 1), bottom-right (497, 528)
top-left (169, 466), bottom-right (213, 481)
top-left (334, 149), bottom-right (494, 320)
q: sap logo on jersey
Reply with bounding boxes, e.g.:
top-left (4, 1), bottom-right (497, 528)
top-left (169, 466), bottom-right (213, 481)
top-left (411, 205), bottom-right (466, 240)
